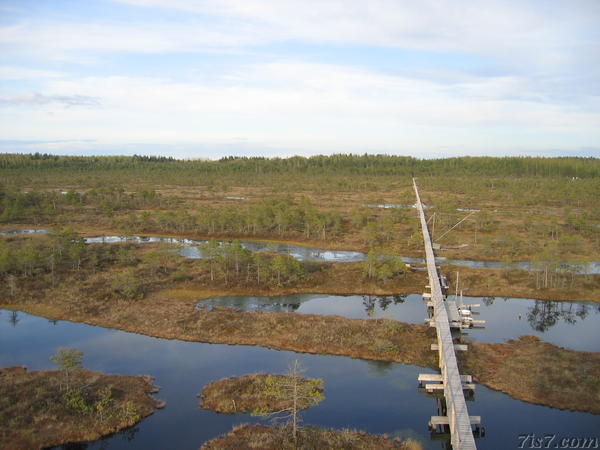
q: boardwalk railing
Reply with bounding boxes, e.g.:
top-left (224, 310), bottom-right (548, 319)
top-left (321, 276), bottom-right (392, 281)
top-left (413, 178), bottom-right (477, 450)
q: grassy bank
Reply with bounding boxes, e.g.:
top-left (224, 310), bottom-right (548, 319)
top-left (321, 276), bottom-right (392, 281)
top-left (444, 266), bottom-right (600, 302)
top-left (2, 229), bottom-right (598, 302)
top-left (0, 366), bottom-right (161, 449)
top-left (201, 424), bottom-right (422, 449)
top-left (4, 283), bottom-right (600, 414)
top-left (461, 336), bottom-right (600, 414)
top-left (1, 241), bottom-right (599, 414)
top-left (4, 219), bottom-right (599, 266)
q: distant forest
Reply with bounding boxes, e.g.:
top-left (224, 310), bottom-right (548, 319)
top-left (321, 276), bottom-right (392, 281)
top-left (0, 153), bottom-right (598, 178)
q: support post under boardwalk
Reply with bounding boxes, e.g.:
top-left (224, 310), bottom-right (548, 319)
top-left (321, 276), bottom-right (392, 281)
top-left (413, 178), bottom-right (477, 450)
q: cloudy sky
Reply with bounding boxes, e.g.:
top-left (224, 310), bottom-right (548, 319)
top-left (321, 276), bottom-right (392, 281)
top-left (1, 0), bottom-right (599, 158)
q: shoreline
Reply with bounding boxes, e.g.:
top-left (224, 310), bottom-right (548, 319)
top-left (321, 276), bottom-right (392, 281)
top-left (3, 223), bottom-right (599, 265)
top-left (3, 289), bottom-right (599, 415)
top-left (2, 226), bottom-right (599, 302)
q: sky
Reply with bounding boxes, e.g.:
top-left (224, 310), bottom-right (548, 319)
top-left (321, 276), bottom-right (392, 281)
top-left (1, 0), bottom-right (599, 159)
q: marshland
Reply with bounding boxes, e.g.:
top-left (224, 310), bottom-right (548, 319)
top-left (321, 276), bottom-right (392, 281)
top-left (1, 154), bottom-right (599, 449)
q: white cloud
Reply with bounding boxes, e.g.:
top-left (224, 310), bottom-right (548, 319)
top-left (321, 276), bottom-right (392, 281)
top-left (2, 1), bottom-right (597, 103)
top-left (2, 1), bottom-right (597, 72)
top-left (1, 61), bottom-right (597, 153)
top-left (111, 0), bottom-right (600, 69)
top-left (0, 20), bottom-right (271, 60)
top-left (0, 1), bottom-right (598, 156)
top-left (0, 66), bottom-right (67, 80)
top-left (0, 92), bottom-right (100, 107)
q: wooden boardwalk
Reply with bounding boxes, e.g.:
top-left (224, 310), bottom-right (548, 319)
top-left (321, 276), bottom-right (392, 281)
top-left (413, 179), bottom-right (478, 450)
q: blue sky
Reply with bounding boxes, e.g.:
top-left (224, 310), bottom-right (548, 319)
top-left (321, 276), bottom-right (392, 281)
top-left (1, 0), bottom-right (599, 159)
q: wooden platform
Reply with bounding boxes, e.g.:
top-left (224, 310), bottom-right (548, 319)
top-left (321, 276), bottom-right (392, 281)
top-left (414, 178), bottom-right (478, 450)
top-left (419, 373), bottom-right (473, 383)
top-left (431, 343), bottom-right (468, 351)
top-left (445, 299), bottom-right (462, 327)
top-left (424, 383), bottom-right (476, 392)
top-left (430, 416), bottom-right (481, 426)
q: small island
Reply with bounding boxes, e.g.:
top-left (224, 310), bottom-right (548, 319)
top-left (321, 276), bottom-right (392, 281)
top-left (199, 371), bottom-right (422, 449)
top-left (201, 424), bottom-right (422, 449)
top-left (199, 373), bottom-right (324, 414)
top-left (0, 366), bottom-right (163, 449)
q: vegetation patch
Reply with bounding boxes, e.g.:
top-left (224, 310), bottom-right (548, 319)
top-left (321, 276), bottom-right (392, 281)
top-left (0, 234), bottom-right (598, 414)
top-left (199, 373), bottom-right (324, 414)
top-left (3, 154), bottom-right (599, 445)
top-left (2, 154), bottom-right (598, 267)
top-left (8, 289), bottom-right (600, 413)
top-left (201, 423), bottom-right (422, 449)
top-left (445, 266), bottom-right (600, 302)
top-left (460, 335), bottom-right (600, 414)
top-left (0, 366), bottom-right (162, 449)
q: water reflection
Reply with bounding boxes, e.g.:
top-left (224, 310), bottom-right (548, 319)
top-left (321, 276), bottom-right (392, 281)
top-left (3, 229), bottom-right (600, 273)
top-left (1, 309), bottom-right (598, 450)
top-left (479, 297), bottom-right (598, 332)
top-left (482, 297), bottom-right (495, 306)
top-left (9, 310), bottom-right (19, 327)
top-left (0, 309), bottom-right (434, 449)
top-left (365, 360), bottom-right (396, 377)
top-left (526, 300), bottom-right (593, 332)
top-left (197, 294), bottom-right (410, 319)
top-left (362, 294), bottom-right (406, 317)
top-left (196, 294), bottom-right (600, 352)
top-left (461, 296), bottom-right (600, 351)
top-left (0, 228), bottom-right (50, 235)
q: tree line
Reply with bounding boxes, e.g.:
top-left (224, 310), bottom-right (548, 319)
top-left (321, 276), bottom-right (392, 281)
top-left (1, 153), bottom-right (598, 178)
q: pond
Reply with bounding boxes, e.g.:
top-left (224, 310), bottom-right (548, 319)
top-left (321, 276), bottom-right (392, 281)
top-left (0, 228), bottom-right (50, 235)
top-left (196, 294), bottom-right (600, 352)
top-left (4, 229), bottom-right (600, 273)
top-left (85, 234), bottom-right (600, 274)
top-left (366, 203), bottom-right (416, 209)
top-left (1, 309), bottom-right (598, 450)
top-left (85, 235), bottom-right (367, 263)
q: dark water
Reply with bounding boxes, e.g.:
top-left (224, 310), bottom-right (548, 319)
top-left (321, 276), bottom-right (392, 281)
top-left (196, 294), bottom-right (600, 352)
top-left (1, 310), bottom-right (598, 450)
top-left (4, 229), bottom-right (600, 273)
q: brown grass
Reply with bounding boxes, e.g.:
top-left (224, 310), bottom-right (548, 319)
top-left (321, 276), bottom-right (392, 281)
top-left (4, 226), bottom-right (599, 302)
top-left (1, 248), bottom-right (599, 414)
top-left (459, 335), bottom-right (600, 414)
top-left (1, 270), bottom-right (438, 364)
top-left (199, 373), bottom-right (324, 414)
top-left (201, 424), bottom-right (423, 450)
top-left (6, 291), bottom-right (600, 414)
top-left (444, 266), bottom-right (600, 302)
top-left (0, 366), bottom-right (162, 450)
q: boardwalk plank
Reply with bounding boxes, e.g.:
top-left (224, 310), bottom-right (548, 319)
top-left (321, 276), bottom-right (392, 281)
top-left (413, 179), bottom-right (478, 450)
